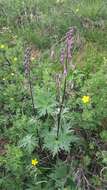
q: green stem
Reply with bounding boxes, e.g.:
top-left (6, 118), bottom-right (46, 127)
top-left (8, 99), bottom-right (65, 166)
top-left (57, 40), bottom-right (68, 138)
top-left (57, 76), bottom-right (67, 138)
top-left (28, 68), bottom-right (42, 149)
top-left (28, 70), bottom-right (35, 115)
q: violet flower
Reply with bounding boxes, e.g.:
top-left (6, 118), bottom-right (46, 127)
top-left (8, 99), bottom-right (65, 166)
top-left (23, 47), bottom-right (32, 77)
top-left (60, 27), bottom-right (75, 75)
top-left (60, 48), bottom-right (65, 64)
top-left (66, 28), bottom-right (74, 63)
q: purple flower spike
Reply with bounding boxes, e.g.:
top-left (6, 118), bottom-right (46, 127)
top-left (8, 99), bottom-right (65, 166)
top-left (64, 65), bottom-right (67, 76)
top-left (23, 47), bottom-right (32, 77)
top-left (60, 48), bottom-right (65, 64)
top-left (66, 27), bottom-right (75, 63)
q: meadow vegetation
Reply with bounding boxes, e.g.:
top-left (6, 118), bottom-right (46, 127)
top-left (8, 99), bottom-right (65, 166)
top-left (0, 0), bottom-right (107, 189)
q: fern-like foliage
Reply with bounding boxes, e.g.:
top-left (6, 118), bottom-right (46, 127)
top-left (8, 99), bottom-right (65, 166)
top-left (19, 134), bottom-right (38, 154)
top-left (34, 86), bottom-right (57, 116)
top-left (43, 125), bottom-right (79, 156)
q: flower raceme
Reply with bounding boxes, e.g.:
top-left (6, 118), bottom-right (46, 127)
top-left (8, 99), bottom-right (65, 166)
top-left (23, 47), bottom-right (32, 77)
top-left (82, 96), bottom-right (90, 104)
top-left (60, 27), bottom-right (76, 75)
top-left (66, 28), bottom-right (74, 63)
top-left (32, 159), bottom-right (39, 166)
top-left (60, 48), bottom-right (65, 65)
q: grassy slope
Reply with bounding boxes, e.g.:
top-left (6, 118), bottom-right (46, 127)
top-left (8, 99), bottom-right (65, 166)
top-left (0, 0), bottom-right (107, 189)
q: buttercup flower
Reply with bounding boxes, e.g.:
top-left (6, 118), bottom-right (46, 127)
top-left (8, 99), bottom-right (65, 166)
top-left (82, 96), bottom-right (90, 104)
top-left (31, 57), bottom-right (35, 61)
top-left (32, 159), bottom-right (39, 166)
top-left (13, 57), bottom-right (17, 61)
top-left (10, 98), bottom-right (14, 101)
top-left (56, 0), bottom-right (64, 3)
top-left (0, 44), bottom-right (5, 49)
top-left (11, 73), bottom-right (15, 76)
top-left (75, 8), bottom-right (79, 13)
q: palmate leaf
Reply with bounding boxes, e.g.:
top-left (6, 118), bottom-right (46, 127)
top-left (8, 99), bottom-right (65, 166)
top-left (19, 134), bottom-right (38, 154)
top-left (43, 126), bottom-right (79, 156)
top-left (49, 161), bottom-right (76, 189)
top-left (34, 87), bottom-right (57, 116)
top-left (50, 161), bottom-right (68, 180)
top-left (100, 130), bottom-right (107, 142)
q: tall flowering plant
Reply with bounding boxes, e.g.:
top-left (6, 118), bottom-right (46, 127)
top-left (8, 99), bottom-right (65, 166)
top-left (57, 27), bottom-right (76, 138)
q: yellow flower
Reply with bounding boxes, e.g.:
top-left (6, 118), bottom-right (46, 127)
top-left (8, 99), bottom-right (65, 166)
top-left (56, 0), bottom-right (64, 3)
top-left (13, 57), bottom-right (17, 61)
top-left (82, 96), bottom-right (90, 104)
top-left (0, 44), bottom-right (5, 49)
top-left (32, 159), bottom-right (39, 166)
top-left (75, 8), bottom-right (79, 13)
top-left (31, 57), bottom-right (35, 61)
top-left (10, 98), bottom-right (14, 101)
top-left (3, 78), bottom-right (6, 81)
top-left (11, 73), bottom-right (15, 76)
top-left (103, 57), bottom-right (107, 64)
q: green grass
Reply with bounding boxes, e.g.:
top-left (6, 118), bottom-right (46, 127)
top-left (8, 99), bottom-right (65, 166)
top-left (0, 0), bottom-right (107, 48)
top-left (1, 0), bottom-right (107, 190)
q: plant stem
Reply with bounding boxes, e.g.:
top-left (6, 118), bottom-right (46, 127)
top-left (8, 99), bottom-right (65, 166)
top-left (57, 76), bottom-right (67, 138)
top-left (57, 37), bottom-right (68, 138)
top-left (28, 70), bottom-right (42, 149)
top-left (3, 52), bottom-right (11, 66)
top-left (28, 70), bottom-right (35, 115)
